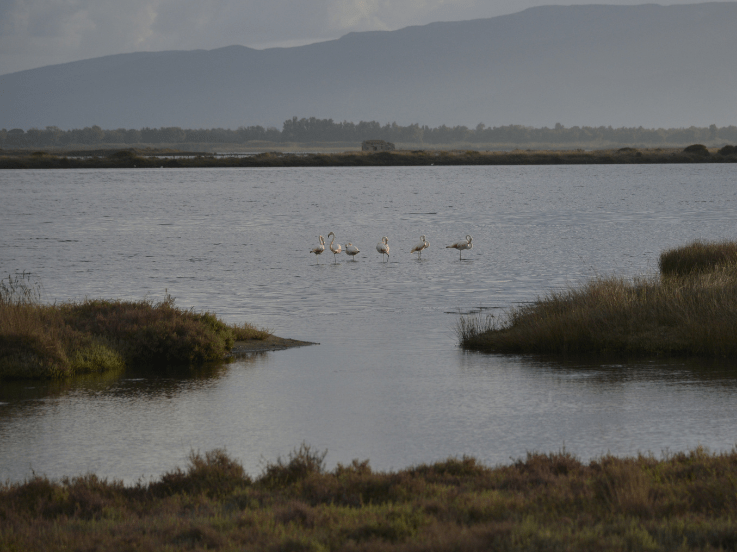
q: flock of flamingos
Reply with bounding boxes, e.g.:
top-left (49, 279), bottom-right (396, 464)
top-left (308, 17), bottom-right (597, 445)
top-left (310, 232), bottom-right (473, 263)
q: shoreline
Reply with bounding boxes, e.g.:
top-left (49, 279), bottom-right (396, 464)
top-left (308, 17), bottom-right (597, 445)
top-left (1, 146), bottom-right (736, 168)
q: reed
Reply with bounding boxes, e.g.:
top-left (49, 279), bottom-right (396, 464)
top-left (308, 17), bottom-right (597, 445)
top-left (460, 241), bottom-right (737, 356)
top-left (0, 274), bottom-right (270, 379)
top-left (2, 445), bottom-right (737, 551)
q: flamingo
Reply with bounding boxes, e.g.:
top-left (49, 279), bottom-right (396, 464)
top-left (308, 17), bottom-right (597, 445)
top-left (309, 235), bottom-right (325, 263)
top-left (447, 235), bottom-right (473, 259)
top-left (327, 232), bottom-right (342, 262)
top-left (411, 235), bottom-right (429, 259)
top-left (376, 237), bottom-right (389, 262)
top-left (344, 242), bottom-right (360, 261)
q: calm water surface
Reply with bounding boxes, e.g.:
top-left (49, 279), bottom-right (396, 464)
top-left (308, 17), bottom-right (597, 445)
top-left (1, 165), bottom-right (737, 482)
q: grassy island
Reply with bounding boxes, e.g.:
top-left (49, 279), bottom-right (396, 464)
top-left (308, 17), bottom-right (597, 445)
top-left (2, 444), bottom-right (737, 551)
top-left (0, 274), bottom-right (271, 379)
top-left (460, 240), bottom-right (737, 357)
top-left (1, 144), bottom-right (737, 169)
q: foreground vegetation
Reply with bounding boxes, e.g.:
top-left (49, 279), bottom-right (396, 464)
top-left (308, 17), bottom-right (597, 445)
top-left (0, 274), bottom-right (270, 379)
top-left (2, 145), bottom-right (737, 169)
top-left (2, 444), bottom-right (737, 551)
top-left (460, 240), bottom-right (737, 357)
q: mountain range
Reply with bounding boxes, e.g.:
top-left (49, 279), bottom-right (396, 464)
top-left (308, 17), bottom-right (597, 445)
top-left (2, 3), bottom-right (736, 130)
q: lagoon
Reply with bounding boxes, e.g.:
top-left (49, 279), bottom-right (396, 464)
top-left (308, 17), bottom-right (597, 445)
top-left (1, 165), bottom-right (737, 483)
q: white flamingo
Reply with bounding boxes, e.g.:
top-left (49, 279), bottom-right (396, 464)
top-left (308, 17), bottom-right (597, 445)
top-left (309, 235), bottom-right (325, 263)
top-left (376, 237), bottom-right (389, 262)
top-left (327, 232), bottom-right (342, 262)
top-left (411, 235), bottom-right (429, 258)
top-left (344, 242), bottom-right (360, 261)
top-left (447, 235), bottom-right (473, 259)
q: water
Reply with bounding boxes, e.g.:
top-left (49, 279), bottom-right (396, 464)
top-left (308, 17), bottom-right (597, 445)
top-left (2, 165), bottom-right (737, 483)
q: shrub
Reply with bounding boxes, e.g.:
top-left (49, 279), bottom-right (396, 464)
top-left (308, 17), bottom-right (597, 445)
top-left (153, 448), bottom-right (251, 497)
top-left (718, 145), bottom-right (737, 156)
top-left (259, 443), bottom-right (327, 488)
top-left (683, 144), bottom-right (709, 155)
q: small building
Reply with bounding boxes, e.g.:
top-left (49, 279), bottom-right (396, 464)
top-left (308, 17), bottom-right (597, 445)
top-left (362, 140), bottom-right (395, 152)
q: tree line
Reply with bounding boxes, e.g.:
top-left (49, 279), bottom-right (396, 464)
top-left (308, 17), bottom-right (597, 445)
top-left (2, 117), bottom-right (737, 148)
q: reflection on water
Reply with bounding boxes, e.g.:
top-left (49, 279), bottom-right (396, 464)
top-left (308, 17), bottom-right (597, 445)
top-left (2, 165), bottom-right (737, 482)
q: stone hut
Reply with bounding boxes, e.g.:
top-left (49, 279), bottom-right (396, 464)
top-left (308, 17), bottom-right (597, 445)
top-left (362, 140), bottom-right (396, 152)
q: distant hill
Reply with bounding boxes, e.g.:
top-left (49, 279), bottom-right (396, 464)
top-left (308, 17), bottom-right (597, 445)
top-left (2, 3), bottom-right (736, 130)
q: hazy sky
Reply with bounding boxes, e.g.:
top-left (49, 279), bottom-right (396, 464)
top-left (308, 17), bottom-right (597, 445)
top-left (0, 0), bottom-right (719, 76)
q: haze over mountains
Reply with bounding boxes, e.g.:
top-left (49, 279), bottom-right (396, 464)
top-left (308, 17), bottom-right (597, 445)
top-left (2, 3), bottom-right (736, 131)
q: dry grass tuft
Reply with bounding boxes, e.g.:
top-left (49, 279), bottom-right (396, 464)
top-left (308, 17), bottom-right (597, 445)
top-left (659, 239), bottom-right (737, 276)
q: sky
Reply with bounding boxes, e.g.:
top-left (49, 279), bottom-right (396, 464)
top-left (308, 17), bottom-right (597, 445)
top-left (0, 0), bottom-right (719, 76)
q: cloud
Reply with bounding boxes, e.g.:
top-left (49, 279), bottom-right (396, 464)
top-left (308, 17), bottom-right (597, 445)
top-left (0, 0), bottom-right (721, 76)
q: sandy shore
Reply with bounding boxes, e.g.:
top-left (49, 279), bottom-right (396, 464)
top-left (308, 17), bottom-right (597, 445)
top-left (229, 335), bottom-right (317, 356)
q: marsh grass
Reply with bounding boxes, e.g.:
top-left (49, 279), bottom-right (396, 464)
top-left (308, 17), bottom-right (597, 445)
top-left (659, 239), bottom-right (737, 276)
top-left (0, 274), bottom-right (271, 379)
top-left (460, 241), bottom-right (737, 357)
top-left (2, 445), bottom-right (737, 551)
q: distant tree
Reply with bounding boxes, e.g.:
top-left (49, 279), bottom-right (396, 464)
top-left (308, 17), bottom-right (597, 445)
top-left (718, 126), bottom-right (737, 142)
top-left (6, 128), bottom-right (26, 146)
top-left (160, 127), bottom-right (186, 143)
top-left (103, 129), bottom-right (125, 144)
top-left (124, 129), bottom-right (142, 144)
top-left (79, 125), bottom-right (105, 144)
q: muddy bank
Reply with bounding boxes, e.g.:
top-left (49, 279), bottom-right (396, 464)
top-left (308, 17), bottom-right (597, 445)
top-left (230, 335), bottom-right (317, 356)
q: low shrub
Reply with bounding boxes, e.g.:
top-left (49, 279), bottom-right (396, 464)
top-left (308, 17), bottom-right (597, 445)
top-left (259, 443), bottom-right (327, 488)
top-left (153, 448), bottom-right (251, 498)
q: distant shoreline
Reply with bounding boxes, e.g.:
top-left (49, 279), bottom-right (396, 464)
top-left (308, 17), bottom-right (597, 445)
top-left (1, 146), bottom-right (736, 168)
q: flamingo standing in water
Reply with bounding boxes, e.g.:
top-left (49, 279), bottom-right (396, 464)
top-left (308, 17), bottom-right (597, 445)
top-left (411, 235), bottom-right (429, 259)
top-left (309, 235), bottom-right (325, 263)
top-left (376, 237), bottom-right (389, 261)
top-left (344, 242), bottom-right (360, 261)
top-left (327, 232), bottom-right (342, 263)
top-left (446, 235), bottom-right (473, 259)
